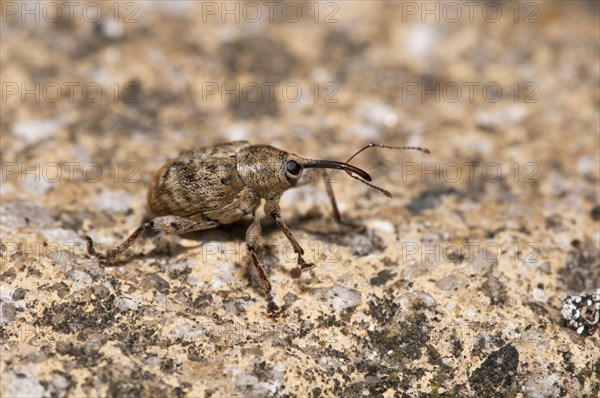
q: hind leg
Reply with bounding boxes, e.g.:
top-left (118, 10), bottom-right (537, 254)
top-left (86, 215), bottom-right (219, 263)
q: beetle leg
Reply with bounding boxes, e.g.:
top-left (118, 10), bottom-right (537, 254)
top-left (322, 169), bottom-right (342, 223)
top-left (246, 212), bottom-right (280, 316)
top-left (264, 200), bottom-right (315, 274)
top-left (322, 170), bottom-right (365, 231)
top-left (86, 215), bottom-right (218, 263)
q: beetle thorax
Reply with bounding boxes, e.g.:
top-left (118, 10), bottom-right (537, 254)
top-left (236, 145), bottom-right (293, 200)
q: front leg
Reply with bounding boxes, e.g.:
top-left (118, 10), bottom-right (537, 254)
top-left (245, 212), bottom-right (280, 316)
top-left (264, 200), bottom-right (315, 277)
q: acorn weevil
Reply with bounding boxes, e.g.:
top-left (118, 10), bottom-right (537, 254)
top-left (86, 141), bottom-right (429, 316)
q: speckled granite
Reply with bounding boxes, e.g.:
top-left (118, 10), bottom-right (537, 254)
top-left (1, 1), bottom-right (599, 397)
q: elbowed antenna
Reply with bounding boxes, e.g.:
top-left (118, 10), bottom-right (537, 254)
top-left (302, 144), bottom-right (431, 198)
top-left (341, 143), bottom-right (432, 198)
top-left (301, 159), bottom-right (372, 182)
top-left (345, 143), bottom-right (430, 165)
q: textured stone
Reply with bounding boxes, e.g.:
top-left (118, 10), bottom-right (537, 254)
top-left (1, 2), bottom-right (598, 397)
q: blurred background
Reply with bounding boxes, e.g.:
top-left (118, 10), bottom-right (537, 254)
top-left (2, 1), bottom-right (598, 202)
top-left (1, 1), bottom-right (599, 397)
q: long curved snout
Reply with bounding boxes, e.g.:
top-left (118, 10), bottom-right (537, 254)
top-left (300, 159), bottom-right (372, 181)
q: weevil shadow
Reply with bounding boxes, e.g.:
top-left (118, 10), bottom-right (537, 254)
top-left (180, 217), bottom-right (282, 241)
top-left (126, 211), bottom-right (362, 262)
top-left (291, 211), bottom-right (367, 237)
top-left (138, 217), bottom-right (283, 260)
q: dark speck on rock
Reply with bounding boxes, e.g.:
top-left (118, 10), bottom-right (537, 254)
top-left (368, 313), bottom-right (431, 363)
top-left (92, 284), bottom-right (111, 299)
top-left (143, 273), bottom-right (170, 294)
top-left (481, 273), bottom-right (509, 306)
top-left (591, 205), bottom-right (600, 221)
top-left (51, 282), bottom-right (70, 299)
top-left (406, 188), bottom-right (461, 214)
top-left (370, 269), bottom-right (396, 286)
top-left (12, 287), bottom-right (26, 300)
top-left (283, 292), bottom-right (299, 305)
top-left (469, 344), bottom-right (519, 395)
top-left (559, 239), bottom-right (600, 292)
top-left (381, 257), bottom-right (398, 267)
top-left (1, 303), bottom-right (17, 324)
top-left (1, 268), bottom-right (17, 283)
top-left (56, 341), bottom-right (83, 356)
top-left (338, 230), bottom-right (386, 257)
top-left (218, 37), bottom-right (297, 80)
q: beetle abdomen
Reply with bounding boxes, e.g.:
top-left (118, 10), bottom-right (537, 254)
top-left (148, 150), bottom-right (246, 219)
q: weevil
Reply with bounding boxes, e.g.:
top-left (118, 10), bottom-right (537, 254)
top-left (86, 141), bottom-right (429, 316)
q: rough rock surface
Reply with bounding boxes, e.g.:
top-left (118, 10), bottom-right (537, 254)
top-left (1, 2), bottom-right (599, 397)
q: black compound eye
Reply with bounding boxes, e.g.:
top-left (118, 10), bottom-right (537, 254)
top-left (286, 160), bottom-right (302, 178)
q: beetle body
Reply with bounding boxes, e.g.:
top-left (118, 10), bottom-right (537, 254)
top-left (149, 141), bottom-right (261, 225)
top-left (148, 141), bottom-right (370, 226)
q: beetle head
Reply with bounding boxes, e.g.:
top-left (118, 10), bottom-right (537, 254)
top-left (236, 145), bottom-right (372, 200)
